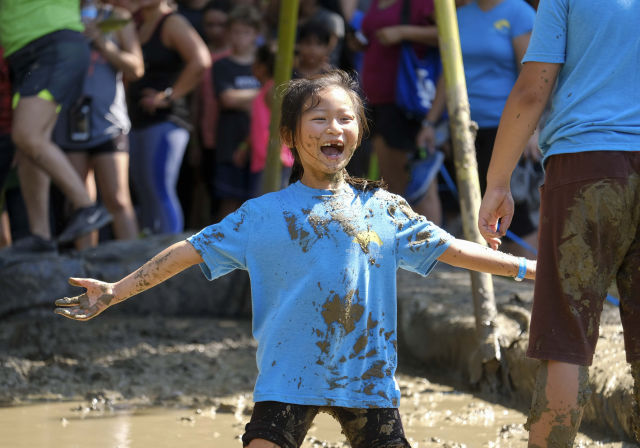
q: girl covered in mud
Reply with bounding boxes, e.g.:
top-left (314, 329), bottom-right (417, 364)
top-left (55, 70), bottom-right (535, 448)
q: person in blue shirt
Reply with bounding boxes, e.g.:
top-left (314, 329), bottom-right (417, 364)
top-left (418, 0), bottom-right (537, 256)
top-left (55, 70), bottom-right (535, 448)
top-left (478, 0), bottom-right (640, 446)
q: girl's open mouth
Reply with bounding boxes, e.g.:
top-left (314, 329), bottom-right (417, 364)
top-left (321, 142), bottom-right (344, 159)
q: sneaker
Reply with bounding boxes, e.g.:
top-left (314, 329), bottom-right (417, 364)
top-left (6, 235), bottom-right (58, 253)
top-left (57, 204), bottom-right (112, 244)
top-left (405, 150), bottom-right (444, 204)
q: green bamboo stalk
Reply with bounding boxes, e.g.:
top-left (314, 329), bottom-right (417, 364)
top-left (434, 0), bottom-right (501, 381)
top-left (262, 0), bottom-right (299, 194)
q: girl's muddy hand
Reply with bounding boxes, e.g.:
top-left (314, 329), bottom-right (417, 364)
top-left (54, 277), bottom-right (117, 321)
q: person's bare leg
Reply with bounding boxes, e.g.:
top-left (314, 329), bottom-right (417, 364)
top-left (93, 152), bottom-right (138, 240)
top-left (527, 360), bottom-right (591, 447)
top-left (11, 96), bottom-right (92, 209)
top-left (0, 210), bottom-right (11, 248)
top-left (413, 180), bottom-right (442, 225)
top-left (17, 154), bottom-right (52, 239)
top-left (630, 360), bottom-right (640, 442)
top-left (246, 440), bottom-right (280, 448)
top-left (67, 152), bottom-right (96, 249)
top-left (372, 135), bottom-right (409, 195)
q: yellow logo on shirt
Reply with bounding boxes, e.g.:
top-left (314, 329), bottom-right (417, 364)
top-left (353, 230), bottom-right (383, 253)
top-left (494, 19), bottom-right (511, 31)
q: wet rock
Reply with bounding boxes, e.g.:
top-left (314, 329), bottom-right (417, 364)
top-left (0, 233), bottom-right (251, 319)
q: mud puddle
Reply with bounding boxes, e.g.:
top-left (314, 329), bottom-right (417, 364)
top-left (0, 373), bottom-right (625, 448)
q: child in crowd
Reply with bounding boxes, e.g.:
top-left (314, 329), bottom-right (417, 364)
top-left (248, 44), bottom-right (293, 197)
top-left (192, 0), bottom-right (231, 221)
top-left (293, 20), bottom-right (333, 79)
top-left (56, 70), bottom-right (535, 448)
top-left (212, 4), bottom-right (262, 220)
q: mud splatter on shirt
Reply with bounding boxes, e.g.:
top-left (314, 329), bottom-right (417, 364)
top-left (187, 181), bottom-right (453, 408)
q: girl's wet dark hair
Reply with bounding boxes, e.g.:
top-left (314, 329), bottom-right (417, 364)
top-left (280, 70), bottom-right (387, 192)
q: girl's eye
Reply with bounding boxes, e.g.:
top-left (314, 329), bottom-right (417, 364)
top-left (312, 117), bottom-right (326, 122)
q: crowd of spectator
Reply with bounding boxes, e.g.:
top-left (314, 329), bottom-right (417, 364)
top-left (0, 0), bottom-right (542, 254)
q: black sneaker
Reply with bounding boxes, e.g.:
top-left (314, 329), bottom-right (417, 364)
top-left (57, 204), bottom-right (112, 244)
top-left (5, 235), bottom-right (58, 253)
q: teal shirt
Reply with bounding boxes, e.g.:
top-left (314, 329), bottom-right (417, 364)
top-left (188, 182), bottom-right (453, 408)
top-left (0, 0), bottom-right (83, 57)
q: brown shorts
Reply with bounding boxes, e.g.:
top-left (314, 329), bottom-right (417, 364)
top-left (527, 151), bottom-right (640, 366)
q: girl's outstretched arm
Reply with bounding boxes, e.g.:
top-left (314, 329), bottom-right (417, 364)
top-left (55, 241), bottom-right (203, 321)
top-left (438, 238), bottom-right (535, 280)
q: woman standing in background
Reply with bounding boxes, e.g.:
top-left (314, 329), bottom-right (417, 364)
top-left (127, 0), bottom-right (210, 234)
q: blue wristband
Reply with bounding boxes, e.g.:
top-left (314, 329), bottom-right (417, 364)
top-left (514, 257), bottom-right (527, 282)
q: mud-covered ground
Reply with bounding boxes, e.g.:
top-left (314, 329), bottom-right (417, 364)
top-left (0, 307), bottom-right (629, 447)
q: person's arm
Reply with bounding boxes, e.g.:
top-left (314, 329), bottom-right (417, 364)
top-left (55, 241), bottom-right (203, 321)
top-left (219, 87), bottom-right (259, 112)
top-left (140, 14), bottom-right (212, 112)
top-left (512, 32), bottom-right (543, 161)
top-left (512, 32), bottom-right (530, 74)
top-left (86, 10), bottom-right (145, 80)
top-left (376, 24), bottom-right (438, 46)
top-left (163, 14), bottom-right (211, 100)
top-left (416, 75), bottom-right (446, 152)
top-left (438, 238), bottom-right (535, 280)
top-left (477, 61), bottom-right (560, 249)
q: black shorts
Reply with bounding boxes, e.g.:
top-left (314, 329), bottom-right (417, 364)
top-left (215, 162), bottom-right (258, 201)
top-left (8, 30), bottom-right (89, 108)
top-left (242, 401), bottom-right (410, 448)
top-left (0, 134), bottom-right (16, 192)
top-left (62, 133), bottom-right (129, 155)
top-left (368, 103), bottom-right (421, 153)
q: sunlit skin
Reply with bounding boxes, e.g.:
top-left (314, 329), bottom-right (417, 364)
top-left (284, 86), bottom-right (360, 190)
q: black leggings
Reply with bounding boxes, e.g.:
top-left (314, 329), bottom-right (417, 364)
top-left (242, 401), bottom-right (411, 448)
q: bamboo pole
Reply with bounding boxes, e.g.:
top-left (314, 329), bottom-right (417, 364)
top-left (262, 0), bottom-right (299, 194)
top-left (433, 0), bottom-right (501, 382)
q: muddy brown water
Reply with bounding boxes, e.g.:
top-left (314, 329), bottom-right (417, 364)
top-left (0, 375), bottom-right (626, 448)
top-left (0, 314), bottom-right (628, 448)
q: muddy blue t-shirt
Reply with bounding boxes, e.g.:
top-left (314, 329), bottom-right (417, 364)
top-left (187, 181), bottom-right (453, 408)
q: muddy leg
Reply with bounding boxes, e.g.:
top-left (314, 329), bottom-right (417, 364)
top-left (246, 440), bottom-right (280, 448)
top-left (631, 360), bottom-right (640, 442)
top-left (526, 360), bottom-right (591, 448)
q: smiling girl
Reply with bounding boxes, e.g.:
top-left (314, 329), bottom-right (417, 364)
top-left (55, 70), bottom-right (535, 448)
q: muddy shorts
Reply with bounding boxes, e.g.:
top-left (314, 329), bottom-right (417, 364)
top-left (527, 151), bottom-right (640, 366)
top-left (8, 30), bottom-right (89, 108)
top-left (242, 401), bottom-right (411, 448)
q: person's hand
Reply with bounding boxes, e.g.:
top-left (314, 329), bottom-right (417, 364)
top-left (232, 143), bottom-right (249, 168)
top-left (84, 21), bottom-right (111, 54)
top-left (416, 124), bottom-right (436, 154)
top-left (478, 186), bottom-right (514, 250)
top-left (376, 26), bottom-right (406, 46)
top-left (54, 277), bottom-right (117, 321)
top-left (139, 88), bottom-right (172, 114)
top-left (103, 0), bottom-right (137, 13)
